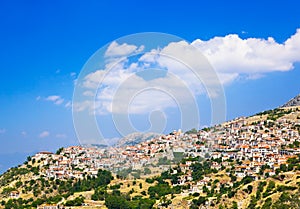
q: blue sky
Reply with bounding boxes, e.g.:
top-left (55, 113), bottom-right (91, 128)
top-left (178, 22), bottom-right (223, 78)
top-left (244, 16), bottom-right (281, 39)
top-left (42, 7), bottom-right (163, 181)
top-left (0, 0), bottom-right (300, 172)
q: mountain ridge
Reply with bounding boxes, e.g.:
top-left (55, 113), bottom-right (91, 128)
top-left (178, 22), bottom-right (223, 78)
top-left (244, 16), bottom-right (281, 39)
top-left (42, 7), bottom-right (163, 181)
top-left (282, 94), bottom-right (300, 107)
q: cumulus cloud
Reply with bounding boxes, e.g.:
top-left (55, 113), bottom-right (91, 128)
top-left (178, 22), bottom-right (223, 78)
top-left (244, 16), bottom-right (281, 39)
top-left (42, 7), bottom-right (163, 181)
top-left (74, 29), bottom-right (300, 115)
top-left (76, 47), bottom-right (208, 115)
top-left (75, 40), bottom-right (229, 114)
top-left (21, 131), bottom-right (27, 136)
top-left (96, 73), bottom-right (193, 114)
top-left (139, 40), bottom-right (225, 94)
top-left (0, 129), bottom-right (6, 134)
top-left (45, 95), bottom-right (64, 105)
top-left (105, 41), bottom-right (144, 58)
top-left (39, 131), bottom-right (49, 138)
top-left (192, 29), bottom-right (300, 74)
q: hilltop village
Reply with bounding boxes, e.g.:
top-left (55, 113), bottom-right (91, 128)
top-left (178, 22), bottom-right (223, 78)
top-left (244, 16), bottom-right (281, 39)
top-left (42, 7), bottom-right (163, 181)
top-left (1, 107), bottom-right (300, 209)
top-left (37, 107), bottom-right (300, 182)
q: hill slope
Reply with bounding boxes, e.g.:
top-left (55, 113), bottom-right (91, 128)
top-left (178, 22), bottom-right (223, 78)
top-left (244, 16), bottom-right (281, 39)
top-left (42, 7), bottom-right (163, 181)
top-left (282, 94), bottom-right (300, 107)
top-left (1, 104), bottom-right (300, 208)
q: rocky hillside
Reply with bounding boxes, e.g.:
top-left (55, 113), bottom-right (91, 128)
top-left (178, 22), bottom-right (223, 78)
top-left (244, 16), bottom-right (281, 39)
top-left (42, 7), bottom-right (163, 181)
top-left (282, 94), bottom-right (300, 107)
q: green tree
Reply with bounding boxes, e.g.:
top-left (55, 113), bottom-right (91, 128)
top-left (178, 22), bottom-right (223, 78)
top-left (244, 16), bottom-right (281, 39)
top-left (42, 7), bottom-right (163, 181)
top-left (247, 185), bottom-right (253, 194)
top-left (185, 128), bottom-right (198, 134)
top-left (232, 201), bottom-right (238, 209)
top-left (105, 194), bottom-right (130, 209)
top-left (56, 147), bottom-right (64, 155)
top-left (26, 156), bottom-right (32, 163)
top-left (65, 196), bottom-right (85, 206)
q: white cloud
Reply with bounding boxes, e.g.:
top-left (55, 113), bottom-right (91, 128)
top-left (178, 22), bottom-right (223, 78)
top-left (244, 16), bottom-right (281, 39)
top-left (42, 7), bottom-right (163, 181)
top-left (39, 95), bottom-right (71, 109)
top-left (21, 131), bottom-right (27, 136)
top-left (76, 40), bottom-right (225, 115)
top-left (0, 129), bottom-right (6, 134)
top-left (46, 95), bottom-right (61, 102)
top-left (95, 74), bottom-right (188, 114)
top-left (65, 101), bottom-right (71, 108)
top-left (39, 131), bottom-right (49, 138)
top-left (45, 95), bottom-right (64, 105)
top-left (70, 72), bottom-right (76, 77)
top-left (56, 134), bottom-right (67, 139)
top-left (75, 29), bottom-right (300, 115)
top-left (76, 54), bottom-right (204, 115)
top-left (140, 40), bottom-right (226, 93)
top-left (105, 41), bottom-right (144, 58)
top-left (191, 29), bottom-right (300, 74)
top-left (83, 70), bottom-right (107, 89)
top-left (83, 91), bottom-right (94, 97)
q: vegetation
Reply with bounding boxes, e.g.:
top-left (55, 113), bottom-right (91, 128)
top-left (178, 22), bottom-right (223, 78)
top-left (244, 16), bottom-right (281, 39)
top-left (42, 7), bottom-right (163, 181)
top-left (65, 196), bottom-right (85, 206)
top-left (255, 108), bottom-right (293, 120)
top-left (1, 169), bottom-right (113, 208)
top-left (0, 167), bottom-right (30, 187)
top-left (185, 128), bottom-right (198, 134)
top-left (272, 191), bottom-right (300, 209)
top-left (105, 192), bottom-right (155, 209)
top-left (2, 156), bottom-right (300, 209)
top-left (2, 145), bottom-right (300, 208)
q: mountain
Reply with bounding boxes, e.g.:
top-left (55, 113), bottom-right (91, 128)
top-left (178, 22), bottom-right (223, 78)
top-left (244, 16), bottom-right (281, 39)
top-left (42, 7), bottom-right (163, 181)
top-left (282, 94), bottom-right (300, 107)
top-left (114, 132), bottom-right (161, 147)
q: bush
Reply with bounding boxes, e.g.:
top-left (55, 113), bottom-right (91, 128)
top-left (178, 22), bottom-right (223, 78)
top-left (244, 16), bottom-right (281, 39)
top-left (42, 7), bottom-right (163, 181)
top-left (148, 182), bottom-right (172, 199)
top-left (191, 196), bottom-right (206, 208)
top-left (248, 195), bottom-right (257, 209)
top-left (65, 196), bottom-right (84, 206)
top-left (245, 185), bottom-right (252, 194)
top-left (276, 185), bottom-right (297, 192)
top-left (262, 181), bottom-right (275, 198)
top-left (192, 192), bottom-right (200, 197)
top-left (232, 201), bottom-right (238, 209)
top-left (145, 178), bottom-right (155, 184)
top-left (105, 194), bottom-right (130, 209)
top-left (261, 197), bottom-right (272, 209)
top-left (241, 176), bottom-right (253, 185)
top-left (110, 184), bottom-right (121, 190)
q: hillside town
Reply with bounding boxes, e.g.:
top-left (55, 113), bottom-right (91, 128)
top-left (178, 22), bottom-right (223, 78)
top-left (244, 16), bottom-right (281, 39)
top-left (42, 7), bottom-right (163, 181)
top-left (33, 107), bottom-right (300, 184)
top-left (1, 107), bottom-right (300, 209)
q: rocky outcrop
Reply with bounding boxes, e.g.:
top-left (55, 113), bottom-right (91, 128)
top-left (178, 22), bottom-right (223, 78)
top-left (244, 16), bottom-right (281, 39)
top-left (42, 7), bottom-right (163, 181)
top-left (282, 94), bottom-right (300, 107)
